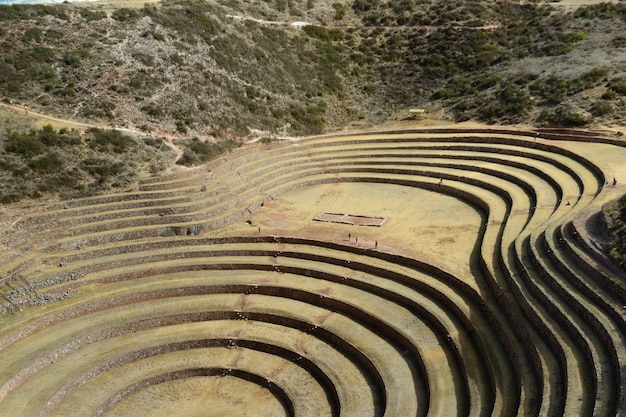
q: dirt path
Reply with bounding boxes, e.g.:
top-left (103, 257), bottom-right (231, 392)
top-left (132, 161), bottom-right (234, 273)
top-left (0, 101), bottom-right (187, 168)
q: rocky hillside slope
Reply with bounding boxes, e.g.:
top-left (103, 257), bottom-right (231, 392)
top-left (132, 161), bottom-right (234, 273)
top-left (1, 0), bottom-right (626, 204)
top-left (1, 0), bottom-right (625, 137)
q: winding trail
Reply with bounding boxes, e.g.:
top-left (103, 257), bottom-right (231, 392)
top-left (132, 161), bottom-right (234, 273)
top-left (0, 101), bottom-right (189, 166)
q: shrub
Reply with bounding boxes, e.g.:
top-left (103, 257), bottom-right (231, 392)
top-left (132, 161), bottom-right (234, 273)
top-left (23, 27), bottom-right (42, 43)
top-left (608, 78), bottom-right (626, 95)
top-left (530, 76), bottom-right (568, 104)
top-left (590, 101), bottom-right (613, 117)
top-left (169, 52), bottom-right (184, 66)
top-left (111, 8), bottom-right (139, 22)
top-left (333, 3), bottom-right (348, 20)
top-left (0, 4), bottom-right (69, 21)
top-left (143, 1), bottom-right (221, 44)
top-left (132, 51), bottom-right (155, 66)
top-left (290, 102), bottom-right (326, 134)
top-left (129, 71), bottom-right (161, 96)
top-left (142, 103), bottom-right (164, 117)
top-left (81, 156), bottom-right (125, 182)
top-left (175, 120), bottom-right (187, 134)
top-left (53, 83), bottom-right (75, 98)
top-left (540, 104), bottom-right (588, 127)
top-left (25, 64), bottom-right (56, 82)
top-left (176, 138), bottom-right (240, 166)
top-left (601, 90), bottom-right (619, 100)
top-left (83, 101), bottom-right (115, 119)
top-left (580, 67), bottom-right (608, 84)
top-left (352, 0), bottom-right (380, 13)
top-left (79, 9), bottom-right (106, 21)
top-left (38, 124), bottom-right (60, 146)
top-left (302, 25), bottom-right (345, 42)
top-left (477, 82), bottom-right (532, 122)
top-left (28, 151), bottom-right (63, 174)
top-left (6, 130), bottom-right (45, 157)
top-left (63, 50), bottom-right (90, 67)
top-left (87, 128), bottom-right (135, 153)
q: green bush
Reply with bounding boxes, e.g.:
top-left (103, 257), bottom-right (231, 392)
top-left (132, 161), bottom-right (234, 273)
top-left (530, 77), bottom-right (569, 104)
top-left (28, 46), bottom-right (55, 62)
top-left (38, 124), bottom-right (60, 146)
top-left (28, 151), bottom-right (63, 174)
top-left (23, 27), bottom-right (42, 43)
top-left (176, 138), bottom-right (240, 166)
top-left (142, 102), bottom-right (164, 117)
top-left (81, 156), bottom-right (125, 182)
top-left (476, 82), bottom-right (532, 122)
top-left (333, 3), bottom-right (347, 20)
top-left (0, 4), bottom-right (69, 21)
top-left (580, 67), bottom-right (608, 84)
top-left (143, 1), bottom-right (221, 44)
top-left (79, 9), bottom-right (106, 21)
top-left (87, 128), bottom-right (135, 153)
top-left (6, 130), bottom-right (45, 157)
top-left (290, 102), bottom-right (326, 134)
top-left (175, 120), bottom-right (187, 134)
top-left (169, 52), bottom-right (184, 66)
top-left (129, 71), bottom-right (161, 96)
top-left (590, 101), bottom-right (613, 117)
top-left (132, 51), bottom-right (155, 66)
top-left (302, 25), bottom-right (345, 43)
top-left (83, 101), bottom-right (115, 119)
top-left (63, 50), bottom-right (90, 67)
top-left (608, 78), bottom-right (626, 95)
top-left (111, 8), bottom-right (139, 22)
top-left (25, 64), bottom-right (56, 82)
top-left (540, 105), bottom-right (588, 127)
top-left (53, 83), bottom-right (76, 98)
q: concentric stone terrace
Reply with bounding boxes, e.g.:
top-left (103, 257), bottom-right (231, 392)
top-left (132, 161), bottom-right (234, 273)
top-left (1, 127), bottom-right (625, 416)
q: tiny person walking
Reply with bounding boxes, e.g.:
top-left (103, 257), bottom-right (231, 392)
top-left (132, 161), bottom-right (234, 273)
top-left (348, 233), bottom-right (351, 241)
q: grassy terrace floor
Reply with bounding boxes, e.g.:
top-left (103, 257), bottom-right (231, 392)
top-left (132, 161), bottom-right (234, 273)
top-left (0, 125), bottom-right (625, 417)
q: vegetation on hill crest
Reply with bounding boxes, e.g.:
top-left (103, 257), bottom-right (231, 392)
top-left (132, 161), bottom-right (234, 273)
top-left (0, 0), bottom-right (624, 138)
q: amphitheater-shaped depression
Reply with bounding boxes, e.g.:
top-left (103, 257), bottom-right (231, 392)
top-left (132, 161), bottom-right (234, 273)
top-left (0, 127), bottom-right (625, 417)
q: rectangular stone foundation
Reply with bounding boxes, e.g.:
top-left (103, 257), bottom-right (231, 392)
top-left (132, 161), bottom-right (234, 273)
top-left (313, 212), bottom-right (387, 227)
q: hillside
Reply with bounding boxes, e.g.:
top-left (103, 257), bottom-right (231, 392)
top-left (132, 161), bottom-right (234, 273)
top-left (1, 0), bottom-right (626, 136)
top-left (1, 0), bottom-right (626, 204)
